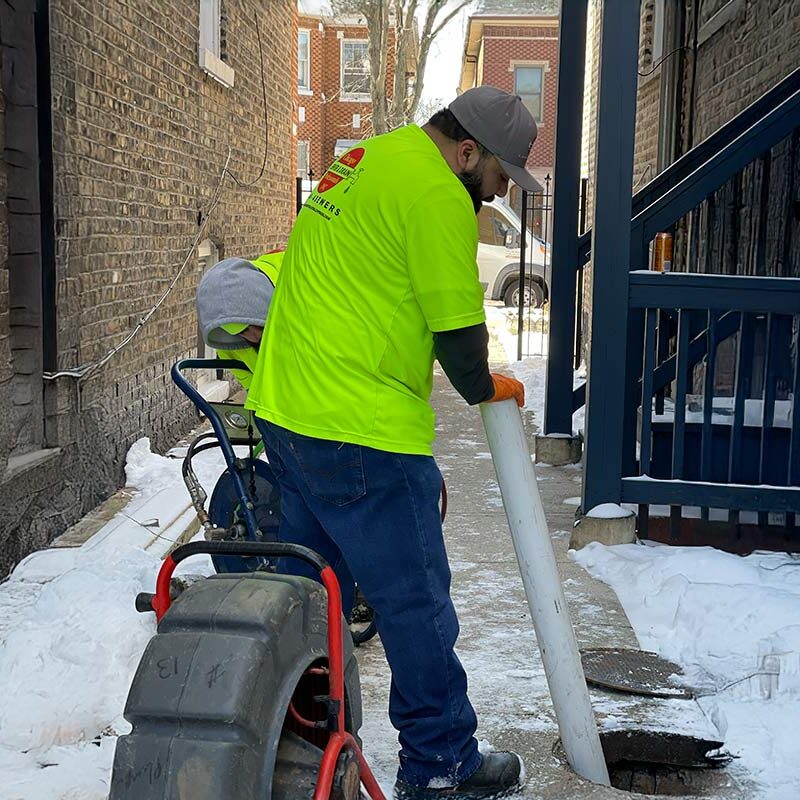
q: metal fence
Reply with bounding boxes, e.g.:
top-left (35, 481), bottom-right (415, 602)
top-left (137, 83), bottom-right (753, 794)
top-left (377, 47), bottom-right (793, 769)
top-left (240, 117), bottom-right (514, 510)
top-left (515, 182), bottom-right (552, 360)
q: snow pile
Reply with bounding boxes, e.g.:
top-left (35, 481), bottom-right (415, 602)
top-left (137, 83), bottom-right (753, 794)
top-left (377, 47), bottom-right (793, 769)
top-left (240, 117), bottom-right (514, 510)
top-left (0, 438), bottom-right (225, 799)
top-left (486, 306), bottom-right (548, 364)
top-left (0, 739), bottom-right (117, 800)
top-left (0, 545), bottom-right (158, 799)
top-left (573, 542), bottom-right (800, 798)
top-left (585, 503), bottom-right (631, 519)
top-left (0, 546), bottom-right (158, 750)
top-left (125, 436), bottom-right (229, 501)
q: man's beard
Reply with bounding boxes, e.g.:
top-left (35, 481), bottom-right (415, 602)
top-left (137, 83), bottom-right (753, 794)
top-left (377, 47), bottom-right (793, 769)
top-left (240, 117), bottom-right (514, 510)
top-left (458, 161), bottom-right (493, 215)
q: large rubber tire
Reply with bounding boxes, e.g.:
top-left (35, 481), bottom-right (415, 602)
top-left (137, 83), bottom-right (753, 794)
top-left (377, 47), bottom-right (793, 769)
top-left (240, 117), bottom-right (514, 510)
top-left (109, 573), bottom-right (362, 800)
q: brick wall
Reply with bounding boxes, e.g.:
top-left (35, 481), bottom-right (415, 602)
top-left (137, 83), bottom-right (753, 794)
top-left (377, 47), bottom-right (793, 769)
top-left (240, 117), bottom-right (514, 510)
top-left (0, 25), bottom-right (9, 480)
top-left (0, 0), bottom-right (295, 576)
top-left (679, 0), bottom-right (800, 280)
top-left (580, 0), bottom-right (800, 358)
top-left (580, 0), bottom-right (599, 190)
top-left (479, 23), bottom-right (559, 173)
top-left (690, 0), bottom-right (800, 144)
top-left (297, 15), bottom-right (397, 175)
top-left (633, 1), bottom-right (661, 191)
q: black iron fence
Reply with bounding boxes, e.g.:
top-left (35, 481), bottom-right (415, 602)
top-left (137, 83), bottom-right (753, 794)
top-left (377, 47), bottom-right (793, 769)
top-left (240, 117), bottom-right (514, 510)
top-left (515, 182), bottom-right (552, 360)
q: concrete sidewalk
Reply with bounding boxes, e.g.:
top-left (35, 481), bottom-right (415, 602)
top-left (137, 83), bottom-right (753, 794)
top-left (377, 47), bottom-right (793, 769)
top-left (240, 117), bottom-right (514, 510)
top-left (20, 368), bottom-right (749, 798)
top-left (356, 369), bottom-right (751, 798)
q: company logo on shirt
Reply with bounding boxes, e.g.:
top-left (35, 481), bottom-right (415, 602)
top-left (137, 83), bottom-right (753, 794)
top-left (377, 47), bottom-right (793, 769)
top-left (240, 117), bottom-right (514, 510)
top-left (307, 147), bottom-right (366, 222)
top-left (317, 147), bottom-right (365, 193)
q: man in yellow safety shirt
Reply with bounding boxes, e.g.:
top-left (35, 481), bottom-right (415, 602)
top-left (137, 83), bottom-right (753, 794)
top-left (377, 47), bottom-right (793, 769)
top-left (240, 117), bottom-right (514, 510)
top-left (246, 87), bottom-right (535, 799)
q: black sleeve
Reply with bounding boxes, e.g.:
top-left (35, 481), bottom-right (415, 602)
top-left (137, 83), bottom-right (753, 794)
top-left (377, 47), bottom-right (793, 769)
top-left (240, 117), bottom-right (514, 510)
top-left (433, 323), bottom-right (495, 405)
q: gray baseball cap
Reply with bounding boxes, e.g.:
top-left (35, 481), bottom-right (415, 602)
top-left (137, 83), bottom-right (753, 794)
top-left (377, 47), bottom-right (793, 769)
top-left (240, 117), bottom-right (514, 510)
top-left (449, 86), bottom-right (540, 192)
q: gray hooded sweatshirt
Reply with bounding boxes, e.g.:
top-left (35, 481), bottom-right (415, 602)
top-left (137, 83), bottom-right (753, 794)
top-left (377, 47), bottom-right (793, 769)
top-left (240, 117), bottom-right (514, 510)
top-left (196, 257), bottom-right (276, 351)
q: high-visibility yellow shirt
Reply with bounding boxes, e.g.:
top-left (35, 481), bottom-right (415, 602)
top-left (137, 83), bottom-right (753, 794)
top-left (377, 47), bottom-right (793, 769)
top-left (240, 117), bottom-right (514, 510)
top-left (246, 126), bottom-right (485, 455)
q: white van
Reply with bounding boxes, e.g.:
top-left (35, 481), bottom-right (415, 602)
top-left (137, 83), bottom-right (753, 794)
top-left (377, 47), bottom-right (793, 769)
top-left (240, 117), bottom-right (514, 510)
top-left (477, 199), bottom-right (550, 307)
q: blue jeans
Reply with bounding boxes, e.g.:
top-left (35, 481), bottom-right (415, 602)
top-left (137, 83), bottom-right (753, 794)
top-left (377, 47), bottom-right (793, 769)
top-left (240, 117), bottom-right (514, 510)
top-left (256, 419), bottom-right (480, 787)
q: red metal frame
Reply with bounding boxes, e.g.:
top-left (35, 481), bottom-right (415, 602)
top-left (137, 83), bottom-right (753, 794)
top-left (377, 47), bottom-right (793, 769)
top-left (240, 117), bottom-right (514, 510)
top-left (150, 554), bottom-right (386, 800)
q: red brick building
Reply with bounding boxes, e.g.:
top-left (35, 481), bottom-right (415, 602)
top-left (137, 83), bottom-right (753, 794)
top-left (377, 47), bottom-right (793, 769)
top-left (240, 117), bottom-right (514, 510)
top-left (458, 1), bottom-right (560, 237)
top-left (296, 6), bottom-right (401, 181)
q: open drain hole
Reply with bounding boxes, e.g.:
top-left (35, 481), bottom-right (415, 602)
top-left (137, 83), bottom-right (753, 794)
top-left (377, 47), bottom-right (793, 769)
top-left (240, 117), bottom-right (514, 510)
top-left (556, 731), bottom-right (732, 797)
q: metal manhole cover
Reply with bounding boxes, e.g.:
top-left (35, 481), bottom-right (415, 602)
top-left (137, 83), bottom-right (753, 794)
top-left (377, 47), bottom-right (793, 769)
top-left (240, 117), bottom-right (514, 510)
top-left (580, 647), bottom-right (694, 698)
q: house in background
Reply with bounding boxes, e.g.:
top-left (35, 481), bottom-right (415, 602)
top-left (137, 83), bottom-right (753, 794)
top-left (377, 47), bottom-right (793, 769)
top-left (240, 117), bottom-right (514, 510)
top-left (458, 0), bottom-right (560, 240)
top-left (296, 1), bottom-right (410, 182)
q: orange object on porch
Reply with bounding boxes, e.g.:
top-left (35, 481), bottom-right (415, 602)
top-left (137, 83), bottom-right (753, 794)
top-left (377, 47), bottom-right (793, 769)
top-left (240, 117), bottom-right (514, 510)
top-left (652, 232), bottom-right (673, 272)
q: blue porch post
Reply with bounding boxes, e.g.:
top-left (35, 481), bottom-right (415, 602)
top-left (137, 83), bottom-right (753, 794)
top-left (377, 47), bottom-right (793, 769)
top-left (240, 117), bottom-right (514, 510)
top-left (543, 0), bottom-right (588, 436)
top-left (582, 0), bottom-right (641, 513)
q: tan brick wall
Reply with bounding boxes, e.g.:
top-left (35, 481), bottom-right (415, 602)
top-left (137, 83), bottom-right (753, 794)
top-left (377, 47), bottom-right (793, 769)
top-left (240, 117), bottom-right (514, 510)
top-left (0, 42), bottom-right (8, 478)
top-left (681, 0), bottom-right (800, 280)
top-left (690, 0), bottom-right (800, 144)
top-left (0, 0), bottom-right (295, 575)
top-left (581, 0), bottom-right (600, 221)
top-left (580, 0), bottom-right (800, 355)
top-left (633, 0), bottom-right (661, 190)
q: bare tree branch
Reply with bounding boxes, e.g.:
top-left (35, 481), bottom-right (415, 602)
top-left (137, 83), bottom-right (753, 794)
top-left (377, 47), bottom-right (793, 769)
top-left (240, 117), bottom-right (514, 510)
top-left (329, 0), bottom-right (472, 134)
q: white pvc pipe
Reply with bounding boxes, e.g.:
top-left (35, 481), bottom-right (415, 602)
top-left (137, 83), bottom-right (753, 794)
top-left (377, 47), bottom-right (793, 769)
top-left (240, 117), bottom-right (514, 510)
top-left (480, 399), bottom-right (610, 786)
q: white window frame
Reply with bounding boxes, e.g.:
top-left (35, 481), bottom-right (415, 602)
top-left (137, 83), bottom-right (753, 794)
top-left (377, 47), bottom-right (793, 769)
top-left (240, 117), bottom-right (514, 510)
top-left (196, 238), bottom-right (231, 402)
top-left (512, 63), bottom-right (545, 123)
top-left (199, 0), bottom-right (235, 88)
top-left (334, 139), bottom-right (361, 157)
top-left (297, 140), bottom-right (310, 178)
top-left (298, 29), bottom-right (312, 94)
top-left (340, 39), bottom-right (371, 101)
top-left (652, 0), bottom-right (665, 66)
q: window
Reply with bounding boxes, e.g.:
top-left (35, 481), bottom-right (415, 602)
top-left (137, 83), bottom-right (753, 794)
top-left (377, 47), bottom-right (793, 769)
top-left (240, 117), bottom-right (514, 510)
top-left (298, 30), bottom-right (310, 91)
top-left (199, 0), bottom-right (234, 88)
top-left (341, 40), bottom-right (370, 97)
top-left (334, 139), bottom-right (360, 157)
top-left (297, 140), bottom-right (310, 178)
top-left (477, 207), bottom-right (512, 247)
top-left (652, 0), bottom-right (665, 65)
top-left (514, 66), bottom-right (543, 122)
top-left (196, 239), bottom-right (231, 402)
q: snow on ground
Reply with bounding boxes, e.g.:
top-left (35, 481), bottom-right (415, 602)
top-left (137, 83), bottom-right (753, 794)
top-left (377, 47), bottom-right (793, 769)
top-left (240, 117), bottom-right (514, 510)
top-left (573, 541), bottom-right (800, 799)
top-left (486, 305), bottom-right (549, 363)
top-left (484, 312), bottom-right (585, 435)
top-left (0, 439), bottom-right (225, 800)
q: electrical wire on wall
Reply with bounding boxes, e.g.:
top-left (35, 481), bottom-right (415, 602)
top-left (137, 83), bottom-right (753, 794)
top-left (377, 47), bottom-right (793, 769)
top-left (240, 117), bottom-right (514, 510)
top-left (43, 12), bottom-right (270, 382)
top-left (637, 45), bottom-right (690, 78)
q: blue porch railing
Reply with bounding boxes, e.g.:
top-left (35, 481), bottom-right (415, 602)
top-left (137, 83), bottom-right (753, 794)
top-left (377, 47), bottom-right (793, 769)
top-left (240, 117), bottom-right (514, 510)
top-left (625, 273), bottom-right (800, 528)
top-left (546, 64), bottom-right (800, 434)
top-left (552, 2), bottom-right (800, 529)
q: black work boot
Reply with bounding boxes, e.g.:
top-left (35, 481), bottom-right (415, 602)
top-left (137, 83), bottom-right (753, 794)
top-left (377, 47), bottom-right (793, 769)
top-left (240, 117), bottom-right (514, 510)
top-left (393, 751), bottom-right (525, 800)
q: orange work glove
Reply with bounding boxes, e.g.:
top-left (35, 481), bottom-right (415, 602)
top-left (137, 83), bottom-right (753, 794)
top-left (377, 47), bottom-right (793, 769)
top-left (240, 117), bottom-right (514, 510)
top-left (489, 373), bottom-right (525, 407)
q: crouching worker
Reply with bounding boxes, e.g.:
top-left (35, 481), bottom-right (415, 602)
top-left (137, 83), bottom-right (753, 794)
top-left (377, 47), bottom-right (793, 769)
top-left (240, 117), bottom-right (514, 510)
top-left (195, 251), bottom-right (282, 385)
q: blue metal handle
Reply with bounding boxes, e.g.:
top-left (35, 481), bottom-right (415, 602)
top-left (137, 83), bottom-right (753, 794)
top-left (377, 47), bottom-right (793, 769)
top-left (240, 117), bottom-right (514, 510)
top-left (171, 359), bottom-right (262, 540)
